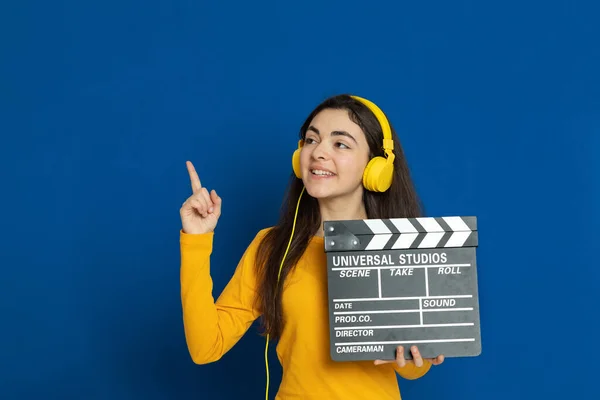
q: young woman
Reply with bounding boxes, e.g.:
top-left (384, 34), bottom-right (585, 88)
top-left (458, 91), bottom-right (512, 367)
top-left (179, 94), bottom-right (445, 399)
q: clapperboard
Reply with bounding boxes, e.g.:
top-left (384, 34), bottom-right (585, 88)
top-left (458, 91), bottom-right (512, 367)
top-left (324, 216), bottom-right (481, 362)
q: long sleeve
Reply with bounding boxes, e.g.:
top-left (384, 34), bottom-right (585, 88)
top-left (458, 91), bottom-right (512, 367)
top-left (180, 229), bottom-right (266, 364)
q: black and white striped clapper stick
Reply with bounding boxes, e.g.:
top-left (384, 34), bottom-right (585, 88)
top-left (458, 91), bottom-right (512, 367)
top-left (324, 216), bottom-right (478, 252)
top-left (324, 216), bottom-right (482, 362)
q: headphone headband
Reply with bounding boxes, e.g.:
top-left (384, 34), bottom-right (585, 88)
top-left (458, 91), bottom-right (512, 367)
top-left (350, 95), bottom-right (394, 160)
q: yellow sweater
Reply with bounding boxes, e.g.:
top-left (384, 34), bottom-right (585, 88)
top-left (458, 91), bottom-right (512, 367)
top-left (180, 228), bottom-right (431, 399)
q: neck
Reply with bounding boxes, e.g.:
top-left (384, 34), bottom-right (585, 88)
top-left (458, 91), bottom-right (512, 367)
top-left (315, 191), bottom-right (367, 237)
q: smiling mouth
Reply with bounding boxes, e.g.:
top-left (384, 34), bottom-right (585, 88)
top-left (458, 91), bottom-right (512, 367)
top-left (310, 169), bottom-right (336, 177)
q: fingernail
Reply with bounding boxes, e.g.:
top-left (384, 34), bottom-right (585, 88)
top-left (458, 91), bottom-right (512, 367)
top-left (209, 207), bottom-right (214, 212)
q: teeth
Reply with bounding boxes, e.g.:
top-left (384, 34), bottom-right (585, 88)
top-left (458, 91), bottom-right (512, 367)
top-left (312, 169), bottom-right (334, 176)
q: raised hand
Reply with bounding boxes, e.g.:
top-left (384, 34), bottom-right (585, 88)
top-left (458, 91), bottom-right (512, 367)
top-left (374, 346), bottom-right (445, 368)
top-left (179, 161), bottom-right (222, 234)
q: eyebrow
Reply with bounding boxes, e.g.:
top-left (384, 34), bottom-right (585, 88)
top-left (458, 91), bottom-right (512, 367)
top-left (307, 126), bottom-right (357, 144)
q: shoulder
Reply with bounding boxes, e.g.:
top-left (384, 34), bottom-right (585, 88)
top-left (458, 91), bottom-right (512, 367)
top-left (244, 226), bottom-right (276, 251)
top-left (255, 226), bottom-right (276, 242)
top-left (256, 226), bottom-right (275, 236)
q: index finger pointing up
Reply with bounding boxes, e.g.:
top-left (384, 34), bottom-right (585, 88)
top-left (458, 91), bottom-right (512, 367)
top-left (186, 161), bottom-right (202, 193)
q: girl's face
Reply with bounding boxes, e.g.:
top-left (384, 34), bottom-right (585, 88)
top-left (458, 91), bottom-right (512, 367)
top-left (299, 108), bottom-right (371, 202)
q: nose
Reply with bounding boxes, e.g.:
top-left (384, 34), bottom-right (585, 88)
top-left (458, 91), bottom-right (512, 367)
top-left (310, 141), bottom-right (330, 160)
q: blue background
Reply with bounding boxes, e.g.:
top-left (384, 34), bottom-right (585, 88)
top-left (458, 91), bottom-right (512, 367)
top-left (1, 0), bottom-right (598, 399)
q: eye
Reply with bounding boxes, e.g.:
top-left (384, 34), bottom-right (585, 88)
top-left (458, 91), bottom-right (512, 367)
top-left (336, 141), bottom-right (350, 149)
top-left (304, 137), bottom-right (317, 144)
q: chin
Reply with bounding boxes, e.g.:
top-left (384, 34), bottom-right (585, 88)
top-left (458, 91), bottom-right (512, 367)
top-left (303, 181), bottom-right (360, 202)
top-left (301, 182), bottom-right (323, 197)
top-left (301, 180), bottom-right (330, 198)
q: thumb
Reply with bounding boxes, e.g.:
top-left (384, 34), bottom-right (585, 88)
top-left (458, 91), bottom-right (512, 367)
top-left (210, 190), bottom-right (222, 212)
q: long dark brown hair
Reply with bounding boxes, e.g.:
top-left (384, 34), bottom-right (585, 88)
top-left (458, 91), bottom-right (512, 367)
top-left (254, 94), bottom-right (424, 340)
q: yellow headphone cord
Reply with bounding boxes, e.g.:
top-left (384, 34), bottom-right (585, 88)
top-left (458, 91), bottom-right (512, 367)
top-left (265, 186), bottom-right (305, 400)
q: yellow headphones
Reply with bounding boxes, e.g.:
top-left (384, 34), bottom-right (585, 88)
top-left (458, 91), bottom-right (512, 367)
top-left (291, 95), bottom-right (396, 192)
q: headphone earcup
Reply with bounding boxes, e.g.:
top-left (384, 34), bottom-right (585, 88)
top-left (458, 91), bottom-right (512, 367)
top-left (363, 156), bottom-right (394, 192)
top-left (292, 148), bottom-right (302, 178)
